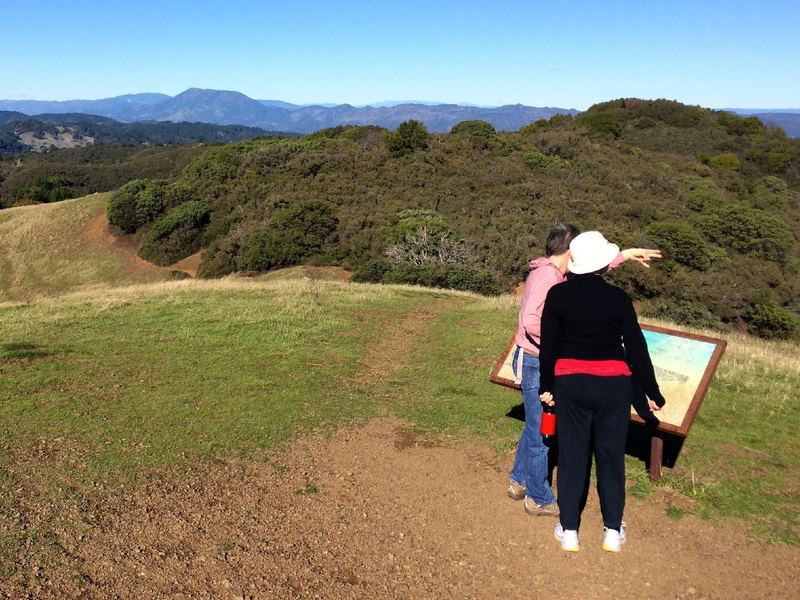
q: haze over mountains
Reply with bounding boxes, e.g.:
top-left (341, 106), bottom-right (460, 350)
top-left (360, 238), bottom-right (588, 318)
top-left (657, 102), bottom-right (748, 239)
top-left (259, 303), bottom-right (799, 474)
top-left (0, 88), bottom-right (577, 134)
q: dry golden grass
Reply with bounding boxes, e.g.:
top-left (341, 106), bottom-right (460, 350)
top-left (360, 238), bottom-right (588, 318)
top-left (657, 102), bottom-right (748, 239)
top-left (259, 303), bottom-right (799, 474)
top-left (0, 193), bottom-right (168, 302)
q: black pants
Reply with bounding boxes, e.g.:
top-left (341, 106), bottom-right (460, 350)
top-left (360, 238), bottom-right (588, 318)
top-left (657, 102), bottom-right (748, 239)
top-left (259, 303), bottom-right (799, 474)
top-left (555, 374), bottom-right (632, 531)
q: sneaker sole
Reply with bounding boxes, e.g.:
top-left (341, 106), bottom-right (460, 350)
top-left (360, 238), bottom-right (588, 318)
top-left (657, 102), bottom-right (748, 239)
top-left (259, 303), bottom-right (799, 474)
top-left (554, 534), bottom-right (580, 552)
top-left (525, 506), bottom-right (559, 517)
top-left (602, 538), bottom-right (626, 552)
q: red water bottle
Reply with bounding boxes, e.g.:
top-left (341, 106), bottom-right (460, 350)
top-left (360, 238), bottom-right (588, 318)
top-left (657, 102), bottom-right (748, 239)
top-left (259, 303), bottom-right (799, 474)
top-left (540, 403), bottom-right (556, 438)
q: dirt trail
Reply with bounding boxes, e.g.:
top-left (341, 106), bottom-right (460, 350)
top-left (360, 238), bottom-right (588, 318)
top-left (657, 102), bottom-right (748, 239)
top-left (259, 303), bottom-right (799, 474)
top-left (9, 418), bottom-right (795, 599)
top-left (82, 210), bottom-right (196, 277)
top-left (353, 299), bottom-right (457, 384)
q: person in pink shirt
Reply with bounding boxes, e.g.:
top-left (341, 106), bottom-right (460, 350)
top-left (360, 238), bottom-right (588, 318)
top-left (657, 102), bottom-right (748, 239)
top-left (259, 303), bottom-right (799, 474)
top-left (508, 223), bottom-right (661, 516)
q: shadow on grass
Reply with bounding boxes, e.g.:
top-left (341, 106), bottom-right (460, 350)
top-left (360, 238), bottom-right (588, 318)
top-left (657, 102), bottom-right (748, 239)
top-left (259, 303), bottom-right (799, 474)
top-left (625, 423), bottom-right (686, 470)
top-left (1, 342), bottom-right (54, 360)
top-left (506, 403), bottom-right (686, 471)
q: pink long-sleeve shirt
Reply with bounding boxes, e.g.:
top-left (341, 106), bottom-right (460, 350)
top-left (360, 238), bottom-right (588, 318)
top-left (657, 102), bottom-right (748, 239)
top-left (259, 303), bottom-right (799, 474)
top-left (514, 252), bottom-right (625, 354)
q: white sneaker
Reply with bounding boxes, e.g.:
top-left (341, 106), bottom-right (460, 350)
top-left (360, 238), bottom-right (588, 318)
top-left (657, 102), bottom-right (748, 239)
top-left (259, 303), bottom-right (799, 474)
top-left (553, 522), bottom-right (580, 552)
top-left (602, 522), bottom-right (627, 552)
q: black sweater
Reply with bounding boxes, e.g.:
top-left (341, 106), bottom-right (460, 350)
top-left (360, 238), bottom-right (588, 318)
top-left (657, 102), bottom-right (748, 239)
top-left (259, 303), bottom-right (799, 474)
top-left (538, 274), bottom-right (665, 405)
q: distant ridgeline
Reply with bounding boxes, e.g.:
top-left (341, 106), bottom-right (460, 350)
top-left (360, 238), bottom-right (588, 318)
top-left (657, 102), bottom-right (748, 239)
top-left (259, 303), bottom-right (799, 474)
top-left (4, 98), bottom-right (800, 338)
top-left (0, 111), bottom-right (284, 156)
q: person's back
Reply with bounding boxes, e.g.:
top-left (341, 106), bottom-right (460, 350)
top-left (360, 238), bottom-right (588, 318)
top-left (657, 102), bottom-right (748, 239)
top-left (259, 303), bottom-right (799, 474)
top-left (541, 275), bottom-right (630, 363)
top-left (538, 231), bottom-right (665, 553)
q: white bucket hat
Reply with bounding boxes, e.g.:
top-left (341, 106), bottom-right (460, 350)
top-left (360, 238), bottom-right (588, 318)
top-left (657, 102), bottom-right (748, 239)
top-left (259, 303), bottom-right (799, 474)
top-left (568, 231), bottom-right (620, 274)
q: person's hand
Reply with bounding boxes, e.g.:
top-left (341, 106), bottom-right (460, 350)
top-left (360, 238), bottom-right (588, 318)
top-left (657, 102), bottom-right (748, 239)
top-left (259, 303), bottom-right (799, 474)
top-left (539, 391), bottom-right (554, 406)
top-left (647, 398), bottom-right (662, 412)
top-left (622, 248), bottom-right (662, 267)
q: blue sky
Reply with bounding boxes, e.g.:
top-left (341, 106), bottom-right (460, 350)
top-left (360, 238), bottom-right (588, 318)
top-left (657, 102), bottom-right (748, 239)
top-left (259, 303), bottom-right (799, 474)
top-left (2, 0), bottom-right (798, 109)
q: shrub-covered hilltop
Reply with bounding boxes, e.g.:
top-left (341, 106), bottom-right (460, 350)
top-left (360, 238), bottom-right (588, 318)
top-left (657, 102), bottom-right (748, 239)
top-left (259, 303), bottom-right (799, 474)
top-left (106, 99), bottom-right (800, 338)
top-left (0, 143), bottom-right (209, 205)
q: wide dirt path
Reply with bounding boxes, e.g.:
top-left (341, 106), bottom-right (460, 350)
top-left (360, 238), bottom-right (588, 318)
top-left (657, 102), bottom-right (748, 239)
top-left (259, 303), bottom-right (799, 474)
top-left (23, 417), bottom-right (797, 599)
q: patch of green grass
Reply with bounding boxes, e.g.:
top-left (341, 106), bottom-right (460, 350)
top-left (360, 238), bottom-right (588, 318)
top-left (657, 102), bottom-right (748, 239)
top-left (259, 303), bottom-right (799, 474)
top-left (0, 280), bottom-right (428, 492)
top-left (380, 295), bottom-right (524, 451)
top-left (295, 482), bottom-right (319, 495)
top-left (666, 506), bottom-right (686, 519)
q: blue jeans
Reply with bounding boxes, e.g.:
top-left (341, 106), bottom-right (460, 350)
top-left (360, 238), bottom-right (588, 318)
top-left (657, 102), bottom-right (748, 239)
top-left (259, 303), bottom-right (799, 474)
top-left (509, 349), bottom-right (556, 505)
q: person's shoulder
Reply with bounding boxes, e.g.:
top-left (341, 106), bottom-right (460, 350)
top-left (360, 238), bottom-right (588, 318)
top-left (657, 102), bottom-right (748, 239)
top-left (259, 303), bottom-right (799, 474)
top-left (603, 280), bottom-right (633, 303)
top-left (529, 260), bottom-right (561, 285)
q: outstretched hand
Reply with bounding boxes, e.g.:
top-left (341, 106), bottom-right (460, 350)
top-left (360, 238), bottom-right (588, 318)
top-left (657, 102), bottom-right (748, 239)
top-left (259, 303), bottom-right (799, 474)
top-left (539, 391), bottom-right (555, 406)
top-left (647, 398), bottom-right (662, 412)
top-left (622, 248), bottom-right (662, 267)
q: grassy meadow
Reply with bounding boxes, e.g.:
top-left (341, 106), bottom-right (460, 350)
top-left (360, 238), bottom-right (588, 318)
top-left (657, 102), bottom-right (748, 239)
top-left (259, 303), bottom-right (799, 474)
top-left (0, 194), bottom-right (798, 580)
top-left (1, 277), bottom-right (798, 547)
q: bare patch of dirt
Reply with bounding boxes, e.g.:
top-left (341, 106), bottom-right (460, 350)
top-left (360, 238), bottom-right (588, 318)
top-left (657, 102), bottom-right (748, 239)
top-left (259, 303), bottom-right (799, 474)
top-left (169, 251), bottom-right (204, 278)
top-left (82, 210), bottom-right (162, 275)
top-left (5, 418), bottom-right (797, 599)
top-left (82, 210), bottom-right (197, 277)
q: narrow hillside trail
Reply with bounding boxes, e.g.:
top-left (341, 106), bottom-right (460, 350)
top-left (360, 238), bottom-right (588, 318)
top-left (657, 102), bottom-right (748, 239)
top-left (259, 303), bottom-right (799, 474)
top-left (15, 418), bottom-right (796, 599)
top-left (82, 210), bottom-right (197, 277)
top-left (351, 297), bottom-right (459, 385)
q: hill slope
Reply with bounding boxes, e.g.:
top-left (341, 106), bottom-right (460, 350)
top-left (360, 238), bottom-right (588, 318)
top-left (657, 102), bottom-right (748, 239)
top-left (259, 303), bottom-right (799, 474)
top-left (102, 99), bottom-right (800, 337)
top-left (0, 193), bottom-right (173, 301)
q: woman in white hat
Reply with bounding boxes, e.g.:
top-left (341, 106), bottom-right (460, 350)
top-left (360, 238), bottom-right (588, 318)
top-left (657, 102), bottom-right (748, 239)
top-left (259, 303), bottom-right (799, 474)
top-left (538, 231), bottom-right (666, 553)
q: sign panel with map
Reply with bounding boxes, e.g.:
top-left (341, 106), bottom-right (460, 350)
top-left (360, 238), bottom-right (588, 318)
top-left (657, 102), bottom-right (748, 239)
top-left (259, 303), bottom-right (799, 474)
top-left (489, 324), bottom-right (726, 437)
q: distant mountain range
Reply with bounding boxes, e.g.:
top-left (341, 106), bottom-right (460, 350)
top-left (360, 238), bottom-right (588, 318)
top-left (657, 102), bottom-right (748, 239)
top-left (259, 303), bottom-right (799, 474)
top-left (724, 111), bottom-right (800, 137)
top-left (0, 88), bottom-right (578, 134)
top-left (1, 90), bottom-right (798, 141)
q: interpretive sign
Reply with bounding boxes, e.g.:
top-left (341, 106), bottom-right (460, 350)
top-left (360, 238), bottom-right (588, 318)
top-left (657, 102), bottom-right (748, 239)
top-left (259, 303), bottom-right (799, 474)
top-left (489, 324), bottom-right (727, 478)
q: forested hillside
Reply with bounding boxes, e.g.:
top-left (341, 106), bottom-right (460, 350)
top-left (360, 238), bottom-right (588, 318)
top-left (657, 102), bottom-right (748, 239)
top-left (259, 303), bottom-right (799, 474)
top-left (0, 144), bottom-right (209, 205)
top-left (0, 111), bottom-right (279, 156)
top-left (18, 99), bottom-right (800, 337)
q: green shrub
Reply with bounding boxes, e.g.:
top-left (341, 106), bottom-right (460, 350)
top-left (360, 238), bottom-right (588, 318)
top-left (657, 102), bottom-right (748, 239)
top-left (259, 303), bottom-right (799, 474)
top-left (107, 179), bottom-right (169, 234)
top-left (523, 150), bottom-right (567, 170)
top-left (351, 259), bottom-right (392, 283)
top-left (645, 221), bottom-right (712, 271)
top-left (750, 175), bottom-right (789, 211)
top-left (644, 298), bottom-right (720, 330)
top-left (238, 200), bottom-right (338, 271)
top-left (579, 111), bottom-right (622, 139)
top-left (518, 120), bottom-right (547, 135)
top-left (134, 182), bottom-right (167, 228)
top-left (13, 176), bottom-right (74, 203)
top-left (372, 262), bottom-right (501, 295)
top-left (705, 152), bottom-right (740, 171)
top-left (443, 264), bottom-right (502, 295)
top-left (698, 205), bottom-right (795, 264)
top-left (107, 179), bottom-right (148, 233)
top-left (745, 302), bottom-right (799, 339)
top-left (139, 200), bottom-right (210, 265)
top-left (385, 120), bottom-right (429, 157)
top-left (450, 120), bottom-right (496, 149)
top-left (388, 209), bottom-right (450, 244)
top-left (451, 120), bottom-right (496, 137)
top-left (686, 187), bottom-right (729, 212)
